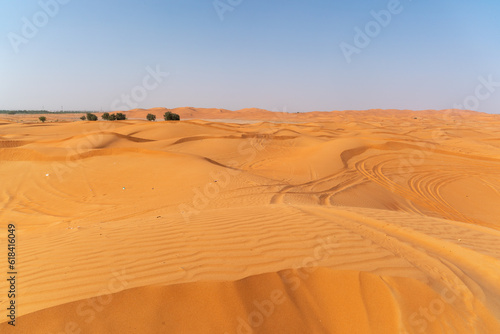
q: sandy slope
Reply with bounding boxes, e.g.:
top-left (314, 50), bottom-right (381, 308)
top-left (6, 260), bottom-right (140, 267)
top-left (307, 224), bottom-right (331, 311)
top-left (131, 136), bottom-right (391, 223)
top-left (1, 109), bottom-right (500, 333)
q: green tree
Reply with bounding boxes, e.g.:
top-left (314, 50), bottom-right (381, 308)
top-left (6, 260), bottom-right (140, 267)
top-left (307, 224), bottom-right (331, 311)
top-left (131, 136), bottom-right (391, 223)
top-left (116, 113), bottom-right (127, 120)
top-left (101, 112), bottom-right (110, 120)
top-left (39, 116), bottom-right (46, 123)
top-left (147, 113), bottom-right (156, 121)
top-left (164, 111), bottom-right (180, 121)
top-left (86, 113), bottom-right (98, 121)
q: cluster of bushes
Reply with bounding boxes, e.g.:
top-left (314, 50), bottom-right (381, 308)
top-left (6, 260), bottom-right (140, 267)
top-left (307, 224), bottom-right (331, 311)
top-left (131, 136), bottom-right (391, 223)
top-left (145, 112), bottom-right (180, 121)
top-left (80, 112), bottom-right (127, 121)
top-left (164, 111), bottom-right (180, 121)
top-left (85, 113), bottom-right (98, 121)
top-left (80, 111), bottom-right (180, 122)
top-left (102, 112), bottom-right (126, 121)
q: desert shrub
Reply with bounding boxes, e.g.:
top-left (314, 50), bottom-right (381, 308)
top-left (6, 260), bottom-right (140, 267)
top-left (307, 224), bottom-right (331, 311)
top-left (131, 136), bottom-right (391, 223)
top-left (99, 112), bottom-right (126, 121)
top-left (86, 113), bottom-right (98, 121)
top-left (164, 111), bottom-right (180, 121)
top-left (147, 113), bottom-right (156, 121)
top-left (80, 116), bottom-right (86, 120)
top-left (39, 116), bottom-right (46, 122)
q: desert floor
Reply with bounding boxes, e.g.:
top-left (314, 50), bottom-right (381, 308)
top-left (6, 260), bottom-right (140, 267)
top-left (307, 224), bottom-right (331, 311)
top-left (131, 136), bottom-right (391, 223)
top-left (1, 108), bottom-right (500, 333)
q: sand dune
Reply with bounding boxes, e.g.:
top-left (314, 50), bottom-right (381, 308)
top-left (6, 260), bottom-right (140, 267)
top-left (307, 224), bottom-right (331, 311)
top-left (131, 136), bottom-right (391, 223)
top-left (1, 109), bottom-right (500, 333)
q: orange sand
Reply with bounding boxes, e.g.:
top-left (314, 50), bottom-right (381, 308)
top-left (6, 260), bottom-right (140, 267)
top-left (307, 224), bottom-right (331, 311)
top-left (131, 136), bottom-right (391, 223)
top-left (1, 108), bottom-right (500, 333)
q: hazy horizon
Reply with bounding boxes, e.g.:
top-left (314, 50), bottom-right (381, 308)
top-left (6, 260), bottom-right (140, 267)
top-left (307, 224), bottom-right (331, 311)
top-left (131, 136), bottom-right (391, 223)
top-left (1, 0), bottom-right (499, 114)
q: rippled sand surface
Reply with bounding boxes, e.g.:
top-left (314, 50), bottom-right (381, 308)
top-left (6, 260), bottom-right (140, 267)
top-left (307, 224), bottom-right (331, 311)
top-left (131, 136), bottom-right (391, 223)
top-left (1, 108), bottom-right (500, 333)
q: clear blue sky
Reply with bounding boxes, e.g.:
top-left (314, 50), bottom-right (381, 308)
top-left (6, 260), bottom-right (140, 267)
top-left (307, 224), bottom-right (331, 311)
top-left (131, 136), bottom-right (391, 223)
top-left (1, 0), bottom-right (499, 113)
